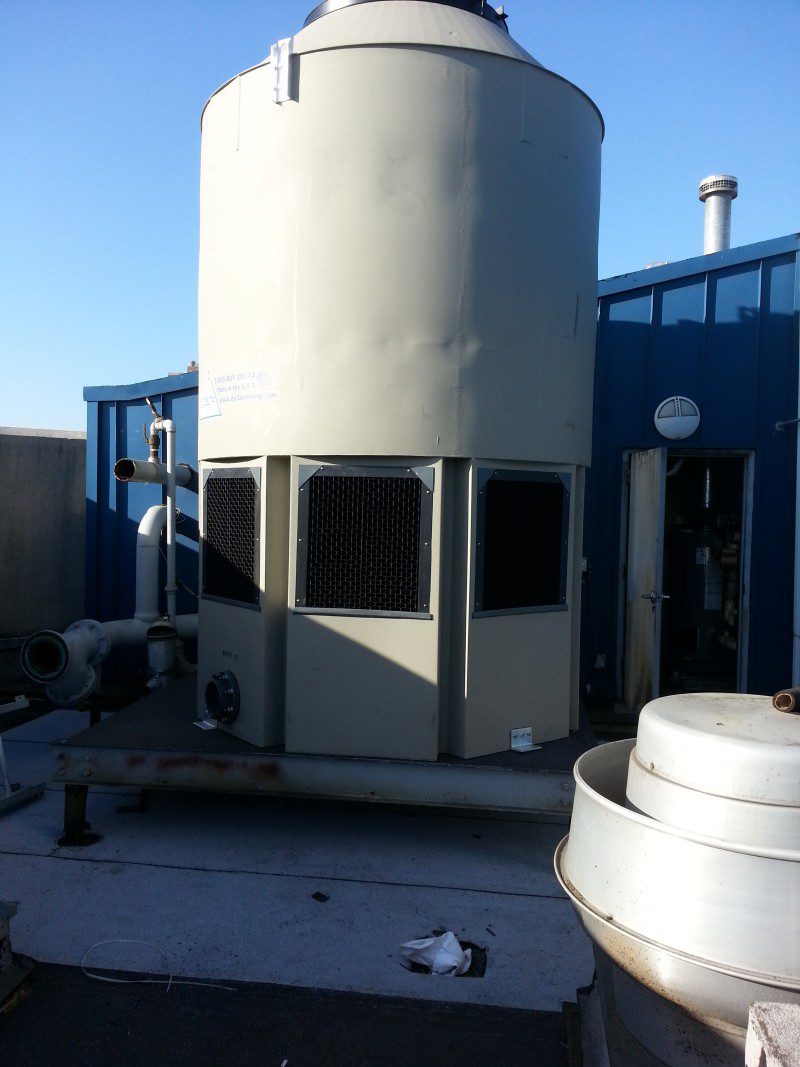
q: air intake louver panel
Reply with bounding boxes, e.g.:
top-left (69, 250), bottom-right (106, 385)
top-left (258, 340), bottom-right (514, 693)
top-left (296, 466), bottom-right (432, 616)
top-left (475, 470), bottom-right (570, 614)
top-left (202, 468), bottom-right (260, 607)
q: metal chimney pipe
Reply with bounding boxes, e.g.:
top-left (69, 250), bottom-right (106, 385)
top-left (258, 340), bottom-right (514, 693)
top-left (698, 175), bottom-right (738, 254)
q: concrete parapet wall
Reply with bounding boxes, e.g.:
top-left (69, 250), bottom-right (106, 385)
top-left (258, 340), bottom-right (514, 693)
top-left (0, 427), bottom-right (86, 636)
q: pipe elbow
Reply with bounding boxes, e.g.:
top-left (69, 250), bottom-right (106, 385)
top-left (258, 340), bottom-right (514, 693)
top-left (21, 620), bottom-right (109, 705)
top-left (136, 504), bottom-right (168, 547)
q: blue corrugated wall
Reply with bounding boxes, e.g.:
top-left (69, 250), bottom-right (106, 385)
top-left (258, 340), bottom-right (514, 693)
top-left (584, 235), bottom-right (800, 701)
top-left (84, 372), bottom-right (199, 626)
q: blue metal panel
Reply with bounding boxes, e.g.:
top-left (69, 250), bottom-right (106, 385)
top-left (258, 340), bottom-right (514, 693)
top-left (97, 400), bottom-right (119, 621)
top-left (84, 401), bottom-right (100, 619)
top-left (585, 236), bottom-right (800, 704)
top-left (648, 279), bottom-right (705, 420)
top-left (83, 373), bottom-right (199, 627)
top-left (703, 265), bottom-right (760, 445)
top-left (83, 371), bottom-right (199, 404)
top-left (749, 255), bottom-right (799, 693)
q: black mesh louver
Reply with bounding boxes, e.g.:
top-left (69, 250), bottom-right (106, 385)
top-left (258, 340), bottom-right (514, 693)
top-left (475, 471), bottom-right (570, 614)
top-left (202, 469), bottom-right (260, 607)
top-left (296, 466), bottom-right (433, 616)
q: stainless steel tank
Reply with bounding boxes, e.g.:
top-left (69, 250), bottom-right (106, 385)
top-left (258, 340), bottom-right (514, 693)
top-left (556, 694), bottom-right (800, 1065)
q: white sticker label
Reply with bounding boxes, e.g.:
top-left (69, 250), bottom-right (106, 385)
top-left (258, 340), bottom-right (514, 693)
top-left (199, 371), bottom-right (221, 420)
top-left (201, 369), bottom-right (279, 419)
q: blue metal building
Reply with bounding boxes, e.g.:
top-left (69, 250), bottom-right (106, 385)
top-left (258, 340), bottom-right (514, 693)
top-left (83, 234), bottom-right (800, 714)
top-left (583, 234), bottom-right (800, 715)
top-left (84, 372), bottom-right (199, 628)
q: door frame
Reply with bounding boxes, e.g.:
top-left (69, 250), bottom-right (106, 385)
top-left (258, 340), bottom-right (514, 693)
top-left (614, 450), bottom-right (633, 700)
top-left (737, 452), bottom-right (754, 691)
top-left (616, 448), bottom-right (754, 701)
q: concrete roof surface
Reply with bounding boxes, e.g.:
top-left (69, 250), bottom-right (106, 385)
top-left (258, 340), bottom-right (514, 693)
top-left (1, 709), bottom-right (592, 1015)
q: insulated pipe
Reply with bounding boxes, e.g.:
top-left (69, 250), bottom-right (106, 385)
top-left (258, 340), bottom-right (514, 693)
top-left (135, 505), bottom-right (168, 622)
top-left (175, 614), bottom-right (198, 640)
top-left (146, 623), bottom-right (178, 691)
top-left (22, 413), bottom-right (193, 703)
top-left (151, 418), bottom-right (177, 627)
top-left (21, 614), bottom-right (198, 705)
top-left (773, 688), bottom-right (800, 713)
top-left (21, 618), bottom-right (142, 704)
top-left (114, 457), bottom-right (194, 488)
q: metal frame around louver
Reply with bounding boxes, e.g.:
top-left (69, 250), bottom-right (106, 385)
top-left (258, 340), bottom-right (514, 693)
top-left (294, 464), bottom-right (434, 619)
top-left (201, 466), bottom-right (262, 611)
top-left (473, 468), bottom-right (571, 617)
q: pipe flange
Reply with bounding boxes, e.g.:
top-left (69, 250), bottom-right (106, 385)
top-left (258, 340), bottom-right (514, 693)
top-left (21, 630), bottom-right (69, 683)
top-left (48, 665), bottom-right (97, 707)
top-left (64, 619), bottom-right (110, 666)
top-left (205, 670), bottom-right (240, 724)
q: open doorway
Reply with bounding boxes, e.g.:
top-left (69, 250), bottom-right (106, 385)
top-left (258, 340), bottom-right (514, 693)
top-left (620, 450), bottom-right (751, 712)
top-left (660, 456), bottom-right (744, 694)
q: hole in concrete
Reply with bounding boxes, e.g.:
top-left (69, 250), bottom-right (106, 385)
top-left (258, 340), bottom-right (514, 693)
top-left (403, 931), bottom-right (487, 978)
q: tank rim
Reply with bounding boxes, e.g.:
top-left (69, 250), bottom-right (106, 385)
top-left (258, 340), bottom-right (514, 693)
top-left (304, 0), bottom-right (509, 32)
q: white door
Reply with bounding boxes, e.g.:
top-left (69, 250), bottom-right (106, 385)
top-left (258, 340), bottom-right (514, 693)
top-left (624, 448), bottom-right (667, 711)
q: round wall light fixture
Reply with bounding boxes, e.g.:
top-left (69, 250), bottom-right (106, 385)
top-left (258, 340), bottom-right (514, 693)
top-left (654, 396), bottom-right (700, 440)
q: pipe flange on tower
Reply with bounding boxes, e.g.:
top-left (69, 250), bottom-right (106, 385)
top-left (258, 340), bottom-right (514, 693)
top-left (64, 619), bottom-right (110, 665)
top-left (21, 629), bottom-right (70, 684)
top-left (204, 670), bottom-right (240, 724)
top-left (21, 619), bottom-right (109, 705)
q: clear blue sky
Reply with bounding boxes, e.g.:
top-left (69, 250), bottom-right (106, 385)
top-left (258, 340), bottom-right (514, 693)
top-left (2, 0), bottom-right (798, 430)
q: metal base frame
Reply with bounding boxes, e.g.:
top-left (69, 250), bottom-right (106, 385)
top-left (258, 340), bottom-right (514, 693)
top-left (0, 902), bottom-right (33, 1010)
top-left (56, 745), bottom-right (577, 816)
top-left (53, 677), bottom-right (594, 842)
top-left (58, 784), bottom-right (101, 847)
top-left (0, 783), bottom-right (46, 817)
top-left (1, 696), bottom-right (46, 819)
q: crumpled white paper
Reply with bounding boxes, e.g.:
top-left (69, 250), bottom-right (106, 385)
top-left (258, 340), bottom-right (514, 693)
top-left (400, 932), bottom-right (472, 976)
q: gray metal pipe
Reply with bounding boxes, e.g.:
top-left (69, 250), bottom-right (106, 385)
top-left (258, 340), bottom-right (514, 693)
top-left (21, 619), bottom-right (142, 705)
top-left (134, 505), bottom-right (167, 623)
top-left (151, 418), bottom-right (178, 627)
top-left (114, 457), bottom-right (194, 488)
top-left (21, 614), bottom-right (198, 705)
top-left (699, 175), bottom-right (738, 254)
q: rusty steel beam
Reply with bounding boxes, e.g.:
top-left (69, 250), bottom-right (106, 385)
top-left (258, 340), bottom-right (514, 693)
top-left (54, 744), bottom-right (575, 818)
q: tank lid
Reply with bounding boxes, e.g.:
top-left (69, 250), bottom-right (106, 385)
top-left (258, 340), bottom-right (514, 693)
top-left (305, 0), bottom-right (509, 31)
top-left (290, 0), bottom-right (543, 70)
top-left (634, 693), bottom-right (800, 807)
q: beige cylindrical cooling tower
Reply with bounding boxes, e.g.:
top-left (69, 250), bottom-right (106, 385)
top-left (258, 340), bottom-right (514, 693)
top-left (195, 1), bottom-right (603, 759)
top-left (198, 1), bottom-right (602, 464)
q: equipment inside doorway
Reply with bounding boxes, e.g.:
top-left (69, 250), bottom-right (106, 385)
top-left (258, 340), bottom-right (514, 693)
top-left (660, 456), bottom-right (744, 694)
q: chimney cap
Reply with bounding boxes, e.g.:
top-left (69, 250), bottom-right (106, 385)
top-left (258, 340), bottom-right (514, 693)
top-left (699, 175), bottom-right (738, 202)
